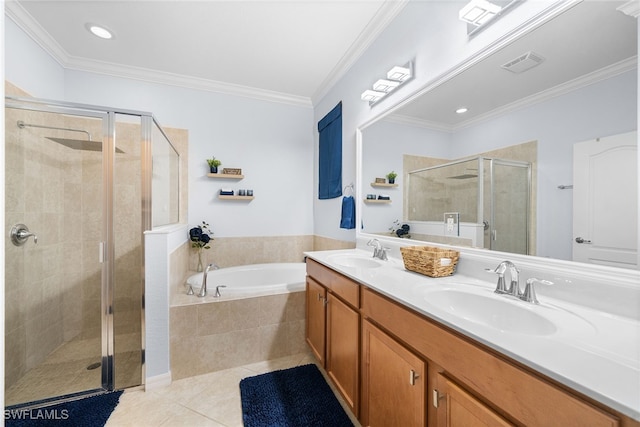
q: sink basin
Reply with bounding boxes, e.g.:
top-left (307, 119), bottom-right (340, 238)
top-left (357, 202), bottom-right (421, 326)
top-left (424, 289), bottom-right (558, 336)
top-left (328, 254), bottom-right (381, 269)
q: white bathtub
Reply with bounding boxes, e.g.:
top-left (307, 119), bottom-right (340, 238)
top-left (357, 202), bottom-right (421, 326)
top-left (182, 262), bottom-right (306, 300)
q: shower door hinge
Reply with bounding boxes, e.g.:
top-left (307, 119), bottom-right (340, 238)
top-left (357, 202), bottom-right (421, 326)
top-left (99, 242), bottom-right (105, 263)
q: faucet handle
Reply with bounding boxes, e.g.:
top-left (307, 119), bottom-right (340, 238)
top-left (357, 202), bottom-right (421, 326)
top-left (520, 278), bottom-right (553, 304)
top-left (485, 267), bottom-right (507, 294)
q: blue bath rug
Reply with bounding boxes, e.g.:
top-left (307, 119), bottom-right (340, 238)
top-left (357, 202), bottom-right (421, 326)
top-left (5, 390), bottom-right (123, 427)
top-left (240, 364), bottom-right (354, 427)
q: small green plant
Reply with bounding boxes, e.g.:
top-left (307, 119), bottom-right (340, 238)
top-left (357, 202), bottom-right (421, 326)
top-left (207, 157), bottom-right (222, 168)
top-left (386, 171), bottom-right (398, 180)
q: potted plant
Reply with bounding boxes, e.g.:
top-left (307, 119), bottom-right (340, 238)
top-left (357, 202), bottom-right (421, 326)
top-left (207, 157), bottom-right (222, 173)
top-left (386, 171), bottom-right (398, 184)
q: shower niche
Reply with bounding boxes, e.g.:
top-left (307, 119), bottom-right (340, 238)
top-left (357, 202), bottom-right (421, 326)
top-left (5, 94), bottom-right (180, 407)
top-left (407, 156), bottom-right (532, 255)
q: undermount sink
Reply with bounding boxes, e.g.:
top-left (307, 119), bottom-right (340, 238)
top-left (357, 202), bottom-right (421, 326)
top-left (328, 254), bottom-right (382, 269)
top-left (424, 289), bottom-right (558, 336)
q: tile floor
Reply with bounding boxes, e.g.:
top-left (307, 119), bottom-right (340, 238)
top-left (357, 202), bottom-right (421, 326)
top-left (105, 351), bottom-right (361, 427)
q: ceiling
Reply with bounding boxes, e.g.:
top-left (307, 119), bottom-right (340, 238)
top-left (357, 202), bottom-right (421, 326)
top-left (392, 1), bottom-right (637, 130)
top-left (6, 0), bottom-right (408, 106)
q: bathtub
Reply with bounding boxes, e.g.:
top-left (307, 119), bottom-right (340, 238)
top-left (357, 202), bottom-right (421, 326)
top-left (179, 262), bottom-right (306, 303)
top-left (171, 262), bottom-right (309, 379)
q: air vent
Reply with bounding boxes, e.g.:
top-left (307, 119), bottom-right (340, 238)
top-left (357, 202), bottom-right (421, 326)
top-left (501, 51), bottom-right (545, 73)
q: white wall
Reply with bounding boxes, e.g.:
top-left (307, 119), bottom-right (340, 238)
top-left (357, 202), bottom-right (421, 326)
top-left (5, 19), bottom-right (65, 99)
top-left (312, 0), bottom-right (557, 241)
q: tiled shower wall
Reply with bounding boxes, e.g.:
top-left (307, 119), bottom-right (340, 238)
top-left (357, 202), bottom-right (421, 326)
top-left (5, 84), bottom-right (105, 388)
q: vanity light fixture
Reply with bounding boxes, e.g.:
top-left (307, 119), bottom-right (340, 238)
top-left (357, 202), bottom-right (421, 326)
top-left (373, 79), bottom-right (400, 93)
top-left (459, 0), bottom-right (502, 26)
top-left (361, 61), bottom-right (414, 106)
top-left (361, 90), bottom-right (387, 103)
top-left (86, 23), bottom-right (114, 39)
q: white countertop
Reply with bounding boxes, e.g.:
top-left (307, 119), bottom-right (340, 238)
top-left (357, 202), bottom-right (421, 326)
top-left (305, 248), bottom-right (640, 421)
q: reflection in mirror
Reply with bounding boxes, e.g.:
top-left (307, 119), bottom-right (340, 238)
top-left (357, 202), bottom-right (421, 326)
top-left (406, 156), bottom-right (531, 255)
top-left (360, 1), bottom-right (637, 266)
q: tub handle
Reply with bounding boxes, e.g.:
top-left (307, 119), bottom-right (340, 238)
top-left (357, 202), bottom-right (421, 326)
top-left (214, 285), bottom-right (227, 298)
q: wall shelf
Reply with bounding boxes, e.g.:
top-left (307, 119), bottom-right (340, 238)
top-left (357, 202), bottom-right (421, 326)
top-left (207, 173), bottom-right (244, 179)
top-left (364, 199), bottom-right (391, 204)
top-left (219, 195), bottom-right (254, 201)
top-left (371, 182), bottom-right (398, 188)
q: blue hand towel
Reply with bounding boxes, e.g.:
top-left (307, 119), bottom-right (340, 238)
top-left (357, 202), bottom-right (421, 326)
top-left (340, 196), bottom-right (356, 229)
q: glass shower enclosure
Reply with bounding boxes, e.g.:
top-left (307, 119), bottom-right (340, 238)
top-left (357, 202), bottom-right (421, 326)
top-left (407, 157), bottom-right (531, 254)
top-left (4, 96), bottom-right (179, 407)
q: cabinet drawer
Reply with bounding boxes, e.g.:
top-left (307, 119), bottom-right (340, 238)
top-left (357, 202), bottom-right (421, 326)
top-left (307, 258), bottom-right (359, 308)
top-left (362, 287), bottom-right (620, 427)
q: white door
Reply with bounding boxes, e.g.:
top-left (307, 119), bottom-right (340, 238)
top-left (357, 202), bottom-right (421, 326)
top-left (573, 131), bottom-right (637, 269)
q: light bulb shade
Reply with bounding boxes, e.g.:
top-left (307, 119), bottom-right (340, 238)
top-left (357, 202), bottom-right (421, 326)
top-left (361, 89), bottom-right (386, 103)
top-left (386, 65), bottom-right (412, 82)
top-left (372, 79), bottom-right (400, 93)
top-left (459, 0), bottom-right (502, 26)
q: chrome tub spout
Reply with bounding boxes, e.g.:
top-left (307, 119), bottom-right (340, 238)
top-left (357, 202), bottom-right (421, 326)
top-left (198, 263), bottom-right (220, 297)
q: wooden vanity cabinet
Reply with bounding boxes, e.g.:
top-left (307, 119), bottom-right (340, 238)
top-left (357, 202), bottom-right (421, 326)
top-left (306, 259), bottom-right (360, 416)
top-left (361, 319), bottom-right (426, 427)
top-left (306, 259), bottom-right (636, 427)
top-left (434, 373), bottom-right (513, 427)
top-left (305, 276), bottom-right (326, 364)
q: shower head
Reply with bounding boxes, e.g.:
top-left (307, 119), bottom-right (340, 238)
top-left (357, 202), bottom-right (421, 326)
top-left (17, 120), bottom-right (125, 153)
top-left (46, 137), bottom-right (125, 153)
top-left (447, 173), bottom-right (478, 179)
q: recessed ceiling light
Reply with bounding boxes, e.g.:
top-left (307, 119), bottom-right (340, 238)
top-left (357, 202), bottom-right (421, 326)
top-left (456, 107), bottom-right (469, 114)
top-left (86, 23), bottom-right (114, 40)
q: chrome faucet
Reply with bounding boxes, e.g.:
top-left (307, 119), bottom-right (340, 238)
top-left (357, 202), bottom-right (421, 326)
top-left (367, 238), bottom-right (389, 260)
top-left (520, 278), bottom-right (554, 304)
top-left (198, 263), bottom-right (220, 297)
top-left (486, 260), bottom-right (520, 296)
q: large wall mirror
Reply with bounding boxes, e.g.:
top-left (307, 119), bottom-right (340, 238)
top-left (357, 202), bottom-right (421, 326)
top-left (359, 1), bottom-right (638, 269)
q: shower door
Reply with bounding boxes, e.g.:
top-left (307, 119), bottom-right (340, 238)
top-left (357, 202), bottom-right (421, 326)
top-left (489, 159), bottom-right (531, 255)
top-left (5, 101), bottom-right (144, 406)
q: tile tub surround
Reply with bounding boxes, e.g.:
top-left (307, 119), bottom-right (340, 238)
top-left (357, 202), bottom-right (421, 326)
top-left (170, 291), bottom-right (307, 380)
top-left (191, 235), bottom-right (356, 271)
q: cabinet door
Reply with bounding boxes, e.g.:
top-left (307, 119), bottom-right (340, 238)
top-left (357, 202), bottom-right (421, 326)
top-left (361, 320), bottom-right (426, 427)
top-left (306, 277), bottom-right (326, 365)
top-left (436, 373), bottom-right (513, 427)
top-left (326, 293), bottom-right (360, 415)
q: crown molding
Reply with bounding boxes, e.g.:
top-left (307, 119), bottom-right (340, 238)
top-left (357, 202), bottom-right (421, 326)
top-left (386, 56), bottom-right (637, 133)
top-left (455, 56), bottom-right (638, 130)
top-left (5, 1), bottom-right (313, 108)
top-left (310, 0), bottom-right (410, 105)
top-left (617, 0), bottom-right (640, 18)
top-left (383, 114), bottom-right (454, 133)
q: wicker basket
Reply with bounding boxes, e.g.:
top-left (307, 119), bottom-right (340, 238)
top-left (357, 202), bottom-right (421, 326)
top-left (400, 246), bottom-right (459, 277)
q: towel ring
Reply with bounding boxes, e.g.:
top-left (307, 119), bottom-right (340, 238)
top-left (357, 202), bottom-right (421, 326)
top-left (343, 183), bottom-right (354, 196)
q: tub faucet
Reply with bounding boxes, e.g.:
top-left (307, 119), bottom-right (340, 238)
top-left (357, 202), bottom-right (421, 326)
top-left (198, 263), bottom-right (220, 297)
top-left (486, 260), bottom-right (520, 296)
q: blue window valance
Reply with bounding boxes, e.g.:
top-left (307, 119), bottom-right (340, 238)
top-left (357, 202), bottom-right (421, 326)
top-left (318, 102), bottom-right (342, 200)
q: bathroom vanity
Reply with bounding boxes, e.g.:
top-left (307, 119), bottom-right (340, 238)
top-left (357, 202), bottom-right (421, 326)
top-left (305, 249), bottom-right (640, 427)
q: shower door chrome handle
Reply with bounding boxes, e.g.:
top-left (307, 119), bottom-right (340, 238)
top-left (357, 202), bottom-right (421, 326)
top-left (10, 224), bottom-right (38, 246)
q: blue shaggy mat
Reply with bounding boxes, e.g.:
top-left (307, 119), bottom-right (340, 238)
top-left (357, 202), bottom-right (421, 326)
top-left (5, 390), bottom-right (123, 427)
top-left (240, 364), bottom-right (354, 427)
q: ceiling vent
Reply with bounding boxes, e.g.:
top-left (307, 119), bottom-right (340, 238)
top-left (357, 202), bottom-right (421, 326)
top-left (501, 51), bottom-right (545, 73)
